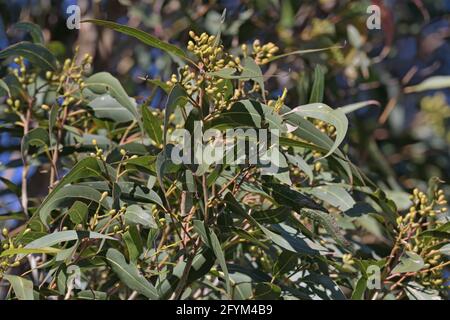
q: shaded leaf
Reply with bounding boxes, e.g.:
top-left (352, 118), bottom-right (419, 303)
top-left (273, 251), bottom-right (298, 277)
top-left (142, 106), bottom-right (163, 146)
top-left (0, 176), bottom-right (21, 197)
top-left (351, 276), bottom-right (367, 300)
top-left (123, 225), bottom-right (143, 263)
top-left (21, 127), bottom-right (49, 159)
top-left (163, 84), bottom-right (187, 147)
top-left (106, 248), bottom-right (159, 299)
top-left (39, 185), bottom-right (110, 225)
top-left (0, 41), bottom-right (57, 70)
top-left (254, 282), bottom-right (281, 300)
top-left (68, 201), bottom-right (89, 225)
top-left (12, 22), bottom-right (44, 44)
top-left (0, 79), bottom-right (11, 97)
top-left (193, 220), bottom-right (231, 295)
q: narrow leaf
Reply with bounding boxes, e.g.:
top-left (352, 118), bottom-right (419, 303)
top-left (106, 248), bottom-right (159, 299)
top-left (3, 275), bottom-right (34, 300)
top-left (0, 41), bottom-right (57, 71)
top-left (82, 19), bottom-right (187, 60)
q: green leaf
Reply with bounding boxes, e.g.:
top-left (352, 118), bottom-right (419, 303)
top-left (223, 193), bottom-right (327, 255)
top-left (285, 154), bottom-right (314, 183)
top-left (157, 248), bottom-right (215, 299)
top-left (0, 247), bottom-right (61, 257)
top-left (279, 104), bottom-right (353, 181)
top-left (13, 22), bottom-right (44, 44)
top-left (123, 225), bottom-right (143, 262)
top-left (78, 180), bottom-right (164, 208)
top-left (351, 276), bottom-right (367, 300)
top-left (87, 94), bottom-right (135, 123)
top-left (391, 251), bottom-right (424, 274)
top-left (268, 45), bottom-right (342, 63)
top-left (0, 79), bottom-right (11, 97)
top-left (273, 251), bottom-right (298, 277)
top-left (303, 185), bottom-right (355, 211)
top-left (125, 205), bottom-right (157, 229)
top-left (0, 212), bottom-right (27, 221)
top-left (2, 74), bottom-right (22, 96)
top-left (82, 19), bottom-right (187, 60)
top-left (106, 248), bottom-right (159, 299)
top-left (268, 223), bottom-right (328, 255)
top-left (24, 230), bottom-right (114, 250)
top-left (85, 72), bottom-right (141, 129)
top-left (140, 78), bottom-right (171, 94)
top-left (309, 65), bottom-right (325, 103)
top-left (142, 106), bottom-right (163, 146)
top-left (3, 275), bottom-right (34, 300)
top-left (49, 104), bottom-right (58, 135)
top-left (33, 157), bottom-right (109, 224)
top-left (252, 206), bottom-right (291, 224)
top-left (123, 155), bottom-right (157, 173)
top-left (301, 273), bottom-right (346, 300)
top-left (0, 41), bottom-right (57, 71)
top-left (241, 57), bottom-right (266, 101)
top-left (68, 201), bottom-right (89, 225)
top-left (405, 282), bottom-right (442, 300)
top-left (163, 84), bottom-right (187, 147)
top-left (193, 220), bottom-right (231, 295)
top-left (282, 103), bottom-right (348, 158)
top-left (156, 146), bottom-right (180, 196)
top-left (279, 0), bottom-right (294, 29)
top-left (212, 9), bottom-right (227, 47)
top-left (55, 242), bottom-right (78, 262)
top-left (302, 209), bottom-right (350, 249)
top-left (263, 183), bottom-right (325, 211)
top-left (77, 290), bottom-right (107, 300)
top-left (146, 227), bottom-right (160, 249)
top-left (0, 176), bottom-right (21, 197)
top-left (208, 58), bottom-right (266, 101)
top-left (263, 183), bottom-right (349, 248)
top-left (228, 269), bottom-right (254, 300)
top-left (254, 282), bottom-right (281, 300)
top-left (21, 127), bottom-right (49, 159)
top-left (206, 99), bottom-right (285, 131)
top-left (39, 185), bottom-right (110, 225)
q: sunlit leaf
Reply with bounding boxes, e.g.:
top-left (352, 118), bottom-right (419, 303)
top-left (83, 19), bottom-right (187, 60)
top-left (3, 275), bottom-right (34, 300)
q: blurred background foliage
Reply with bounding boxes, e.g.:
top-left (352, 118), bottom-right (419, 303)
top-left (0, 0), bottom-right (449, 212)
